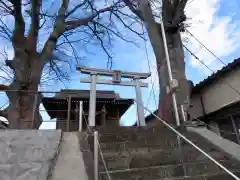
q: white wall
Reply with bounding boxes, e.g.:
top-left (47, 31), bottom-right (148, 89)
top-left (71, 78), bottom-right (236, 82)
top-left (202, 69), bottom-right (240, 114)
top-left (189, 68), bottom-right (240, 118)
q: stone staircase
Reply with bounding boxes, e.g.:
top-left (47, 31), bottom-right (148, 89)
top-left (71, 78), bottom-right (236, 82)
top-left (81, 123), bottom-right (240, 180)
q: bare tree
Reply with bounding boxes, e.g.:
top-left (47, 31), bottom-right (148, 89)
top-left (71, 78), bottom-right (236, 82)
top-left (124, 0), bottom-right (191, 126)
top-left (0, 0), bottom-right (143, 129)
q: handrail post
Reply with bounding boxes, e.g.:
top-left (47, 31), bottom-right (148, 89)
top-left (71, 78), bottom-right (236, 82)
top-left (67, 96), bottom-right (71, 132)
top-left (181, 105), bottom-right (186, 122)
top-left (79, 101), bottom-right (83, 132)
top-left (94, 131), bottom-right (99, 180)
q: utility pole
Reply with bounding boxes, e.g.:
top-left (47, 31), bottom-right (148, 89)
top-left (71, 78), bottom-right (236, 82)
top-left (77, 67), bottom-right (151, 127)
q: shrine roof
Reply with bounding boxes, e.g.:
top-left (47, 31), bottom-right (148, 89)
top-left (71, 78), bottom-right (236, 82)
top-left (41, 89), bottom-right (133, 119)
top-left (54, 89), bottom-right (120, 100)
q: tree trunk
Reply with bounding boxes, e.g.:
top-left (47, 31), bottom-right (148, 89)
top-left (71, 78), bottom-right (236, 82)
top-left (5, 55), bottom-right (43, 129)
top-left (137, 1), bottom-right (190, 127)
top-left (157, 30), bottom-right (190, 126)
top-left (6, 83), bottom-right (42, 129)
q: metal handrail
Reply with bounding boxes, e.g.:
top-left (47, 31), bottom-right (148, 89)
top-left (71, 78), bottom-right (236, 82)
top-left (82, 110), bottom-right (112, 180)
top-left (134, 99), bottom-right (240, 180)
top-left (94, 131), bottom-right (112, 180)
top-left (94, 131), bottom-right (99, 180)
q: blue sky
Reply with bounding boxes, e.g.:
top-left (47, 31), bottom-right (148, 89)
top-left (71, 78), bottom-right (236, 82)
top-left (0, 0), bottom-right (240, 129)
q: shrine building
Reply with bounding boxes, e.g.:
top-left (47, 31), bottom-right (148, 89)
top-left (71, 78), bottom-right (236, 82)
top-left (41, 89), bottom-right (133, 131)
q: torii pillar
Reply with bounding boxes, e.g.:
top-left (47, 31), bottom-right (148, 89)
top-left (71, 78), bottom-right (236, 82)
top-left (77, 67), bottom-right (151, 127)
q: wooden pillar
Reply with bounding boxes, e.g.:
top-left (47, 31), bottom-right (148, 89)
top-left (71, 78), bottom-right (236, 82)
top-left (117, 108), bottom-right (120, 126)
top-left (67, 96), bottom-right (71, 132)
top-left (101, 104), bottom-right (106, 126)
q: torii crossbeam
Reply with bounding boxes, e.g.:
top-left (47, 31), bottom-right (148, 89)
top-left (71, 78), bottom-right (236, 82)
top-left (77, 66), bottom-right (151, 127)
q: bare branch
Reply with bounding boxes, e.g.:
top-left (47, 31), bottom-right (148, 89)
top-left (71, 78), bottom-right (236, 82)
top-left (11, 0), bottom-right (26, 49)
top-left (113, 11), bottom-right (144, 39)
top-left (123, 0), bottom-right (144, 21)
top-left (65, 6), bottom-right (114, 31)
top-left (171, 0), bottom-right (188, 27)
top-left (41, 49), bottom-right (72, 86)
top-left (180, 0), bottom-right (188, 9)
top-left (93, 19), bottom-right (141, 46)
top-left (62, 34), bottom-right (82, 62)
top-left (0, 26), bottom-right (11, 41)
top-left (0, 1), bottom-right (13, 14)
top-left (40, 0), bottom-right (69, 62)
top-left (27, 0), bottom-right (42, 51)
top-left (87, 24), bottom-right (113, 68)
top-left (162, 0), bottom-right (188, 32)
top-left (65, 0), bottom-right (87, 18)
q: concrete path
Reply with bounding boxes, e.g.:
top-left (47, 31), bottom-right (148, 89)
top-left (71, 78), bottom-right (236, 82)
top-left (52, 132), bottom-right (88, 180)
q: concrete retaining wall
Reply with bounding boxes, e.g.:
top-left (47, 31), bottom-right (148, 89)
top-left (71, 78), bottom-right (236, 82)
top-left (0, 130), bottom-right (62, 180)
top-left (187, 127), bottom-right (240, 161)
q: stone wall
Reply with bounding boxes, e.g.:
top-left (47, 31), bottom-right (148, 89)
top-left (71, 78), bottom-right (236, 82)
top-left (0, 130), bottom-right (62, 180)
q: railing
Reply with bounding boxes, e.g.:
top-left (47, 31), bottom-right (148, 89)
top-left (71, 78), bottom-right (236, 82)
top-left (88, 100), bottom-right (240, 180)
top-left (81, 109), bottom-right (112, 180)
top-left (85, 99), bottom-right (240, 180)
top-left (0, 90), bottom-right (240, 179)
top-left (135, 99), bottom-right (240, 180)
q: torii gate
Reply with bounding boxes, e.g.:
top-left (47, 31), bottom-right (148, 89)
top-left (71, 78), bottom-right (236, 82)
top-left (77, 67), bottom-right (151, 127)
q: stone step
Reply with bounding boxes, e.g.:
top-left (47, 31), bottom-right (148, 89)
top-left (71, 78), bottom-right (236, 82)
top-left (100, 161), bottom-right (240, 180)
top-left (92, 127), bottom-right (240, 180)
top-left (98, 128), bottom-right (176, 143)
top-left (99, 137), bottom-right (179, 153)
top-left (100, 162), bottom-right (240, 180)
top-left (97, 126), bottom-right (217, 146)
top-left (216, 159), bottom-right (240, 173)
top-left (205, 171), bottom-right (240, 180)
top-left (96, 125), bottom-right (175, 135)
top-left (100, 164), bottom-right (183, 180)
top-left (96, 127), bottom-right (233, 156)
top-left (99, 145), bottom-right (229, 172)
top-left (99, 135), bottom-right (227, 155)
top-left (95, 121), bottom-right (166, 134)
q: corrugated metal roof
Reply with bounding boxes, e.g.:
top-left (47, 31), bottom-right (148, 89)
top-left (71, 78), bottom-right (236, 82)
top-left (191, 58), bottom-right (240, 94)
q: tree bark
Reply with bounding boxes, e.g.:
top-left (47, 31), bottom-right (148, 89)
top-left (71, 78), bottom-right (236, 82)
top-left (157, 30), bottom-right (190, 126)
top-left (5, 55), bottom-right (44, 129)
top-left (132, 0), bottom-right (190, 127)
top-left (6, 83), bottom-right (42, 129)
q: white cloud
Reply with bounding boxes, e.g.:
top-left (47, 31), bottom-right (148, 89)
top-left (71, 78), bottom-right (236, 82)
top-left (141, 0), bottom-right (240, 91)
top-left (184, 0), bottom-right (240, 73)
